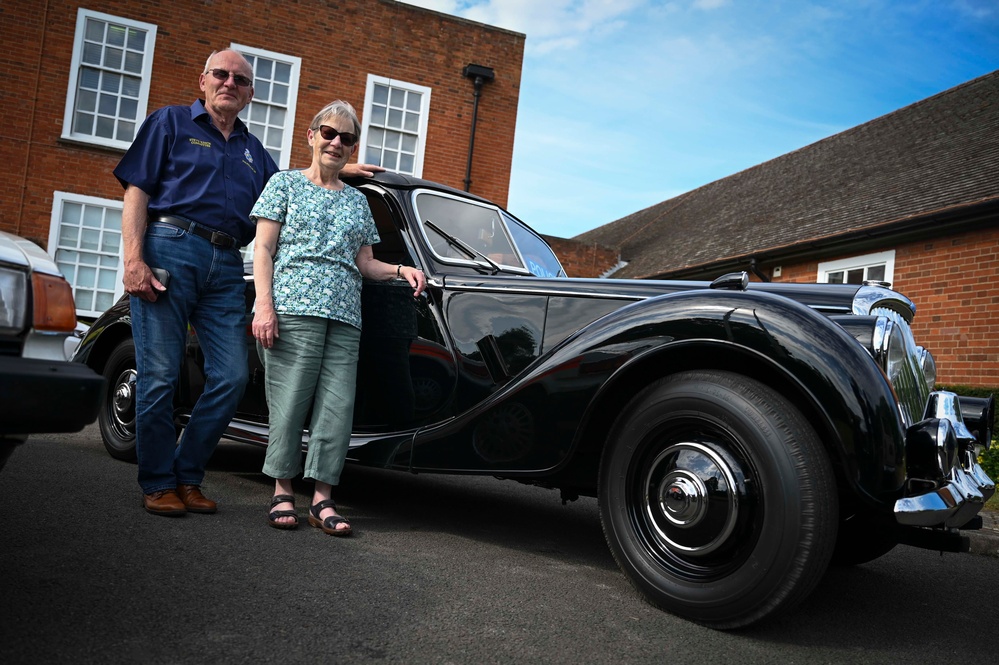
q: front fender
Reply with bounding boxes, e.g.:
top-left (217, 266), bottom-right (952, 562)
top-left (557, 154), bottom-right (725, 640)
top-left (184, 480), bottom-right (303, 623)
top-left (411, 288), bottom-right (906, 508)
top-left (569, 289), bottom-right (906, 504)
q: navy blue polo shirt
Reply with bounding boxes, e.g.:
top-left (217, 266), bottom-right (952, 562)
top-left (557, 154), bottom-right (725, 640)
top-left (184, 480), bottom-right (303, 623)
top-left (113, 99), bottom-right (279, 246)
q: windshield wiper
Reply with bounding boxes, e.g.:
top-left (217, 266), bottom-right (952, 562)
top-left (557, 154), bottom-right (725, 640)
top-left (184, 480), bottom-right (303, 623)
top-left (424, 219), bottom-right (500, 274)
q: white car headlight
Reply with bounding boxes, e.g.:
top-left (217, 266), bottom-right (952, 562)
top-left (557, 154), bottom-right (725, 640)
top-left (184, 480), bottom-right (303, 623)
top-left (0, 266), bottom-right (28, 335)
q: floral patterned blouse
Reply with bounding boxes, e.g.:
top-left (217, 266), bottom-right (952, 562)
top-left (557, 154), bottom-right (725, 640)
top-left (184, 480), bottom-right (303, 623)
top-left (250, 169), bottom-right (380, 329)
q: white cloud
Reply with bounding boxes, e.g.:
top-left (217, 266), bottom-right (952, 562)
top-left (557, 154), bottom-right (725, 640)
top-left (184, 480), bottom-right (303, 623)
top-left (398, 0), bottom-right (644, 53)
top-left (692, 0), bottom-right (730, 9)
top-left (952, 0), bottom-right (999, 20)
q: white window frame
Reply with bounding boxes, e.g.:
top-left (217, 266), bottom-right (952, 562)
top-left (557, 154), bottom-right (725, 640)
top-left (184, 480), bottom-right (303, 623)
top-left (233, 43), bottom-right (301, 169)
top-left (817, 250), bottom-right (896, 285)
top-left (48, 192), bottom-right (125, 319)
top-left (359, 75), bottom-right (431, 177)
top-left (61, 9), bottom-right (156, 150)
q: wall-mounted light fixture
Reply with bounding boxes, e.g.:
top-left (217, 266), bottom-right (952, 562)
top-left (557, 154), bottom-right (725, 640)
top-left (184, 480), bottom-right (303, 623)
top-left (462, 64), bottom-right (495, 192)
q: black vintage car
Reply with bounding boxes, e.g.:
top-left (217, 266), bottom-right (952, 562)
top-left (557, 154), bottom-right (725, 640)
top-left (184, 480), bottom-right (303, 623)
top-left (74, 171), bottom-right (995, 629)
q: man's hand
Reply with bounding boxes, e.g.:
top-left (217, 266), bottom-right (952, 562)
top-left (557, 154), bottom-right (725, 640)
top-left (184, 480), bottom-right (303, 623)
top-left (342, 162), bottom-right (386, 178)
top-left (124, 261), bottom-right (167, 302)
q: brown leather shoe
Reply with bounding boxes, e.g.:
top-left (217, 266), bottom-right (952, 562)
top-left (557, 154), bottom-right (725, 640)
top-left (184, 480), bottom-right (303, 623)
top-left (177, 484), bottom-right (218, 514)
top-left (142, 489), bottom-right (187, 516)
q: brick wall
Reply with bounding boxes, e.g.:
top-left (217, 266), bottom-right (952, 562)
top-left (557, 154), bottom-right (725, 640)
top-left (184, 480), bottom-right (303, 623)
top-left (0, 0), bottom-right (523, 245)
top-left (545, 237), bottom-right (620, 278)
top-left (770, 227), bottom-right (999, 387)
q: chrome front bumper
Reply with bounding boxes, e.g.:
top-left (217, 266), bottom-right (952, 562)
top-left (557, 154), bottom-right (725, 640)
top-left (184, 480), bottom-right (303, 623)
top-left (894, 391), bottom-right (995, 528)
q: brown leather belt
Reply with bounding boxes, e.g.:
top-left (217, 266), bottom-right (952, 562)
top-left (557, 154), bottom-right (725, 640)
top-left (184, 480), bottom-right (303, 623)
top-left (153, 215), bottom-right (238, 249)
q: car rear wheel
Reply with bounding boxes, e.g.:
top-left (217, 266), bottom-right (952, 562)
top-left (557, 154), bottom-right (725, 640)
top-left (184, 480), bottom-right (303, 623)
top-left (98, 338), bottom-right (137, 461)
top-left (598, 370), bottom-right (838, 629)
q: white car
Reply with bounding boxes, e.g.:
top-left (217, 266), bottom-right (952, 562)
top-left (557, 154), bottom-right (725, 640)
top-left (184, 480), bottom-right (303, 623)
top-left (0, 230), bottom-right (103, 465)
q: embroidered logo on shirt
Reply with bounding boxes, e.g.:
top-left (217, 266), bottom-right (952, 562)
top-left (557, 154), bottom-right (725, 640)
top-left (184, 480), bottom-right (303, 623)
top-left (244, 149), bottom-right (254, 164)
top-left (189, 138), bottom-right (212, 148)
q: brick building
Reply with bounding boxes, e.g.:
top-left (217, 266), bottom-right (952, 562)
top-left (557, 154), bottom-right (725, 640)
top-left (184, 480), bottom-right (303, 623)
top-left (573, 70), bottom-right (999, 387)
top-left (1, 0), bottom-right (523, 319)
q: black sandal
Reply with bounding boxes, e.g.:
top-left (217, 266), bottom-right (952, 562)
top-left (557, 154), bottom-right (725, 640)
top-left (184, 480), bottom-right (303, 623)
top-left (268, 494), bottom-right (299, 530)
top-left (309, 499), bottom-right (352, 537)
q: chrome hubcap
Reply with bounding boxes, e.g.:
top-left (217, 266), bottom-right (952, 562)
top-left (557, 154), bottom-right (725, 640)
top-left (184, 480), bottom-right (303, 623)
top-left (660, 473), bottom-right (709, 526)
top-left (643, 441), bottom-right (744, 556)
top-left (110, 369), bottom-right (137, 431)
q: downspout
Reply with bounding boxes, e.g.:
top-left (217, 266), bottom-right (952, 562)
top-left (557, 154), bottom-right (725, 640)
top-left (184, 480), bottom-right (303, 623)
top-left (462, 64), bottom-right (494, 193)
top-left (17, 0), bottom-right (50, 237)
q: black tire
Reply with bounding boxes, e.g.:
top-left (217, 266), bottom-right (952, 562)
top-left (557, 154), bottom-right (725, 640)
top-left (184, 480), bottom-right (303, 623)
top-left (98, 338), bottom-right (138, 461)
top-left (831, 513), bottom-right (898, 566)
top-left (598, 370), bottom-right (838, 629)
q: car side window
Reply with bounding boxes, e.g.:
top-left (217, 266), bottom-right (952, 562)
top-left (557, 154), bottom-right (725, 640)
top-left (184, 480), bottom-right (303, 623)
top-left (503, 213), bottom-right (565, 278)
top-left (366, 193), bottom-right (413, 267)
top-left (414, 191), bottom-right (525, 270)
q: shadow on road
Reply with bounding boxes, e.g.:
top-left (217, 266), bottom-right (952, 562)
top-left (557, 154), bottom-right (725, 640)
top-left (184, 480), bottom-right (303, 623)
top-left (210, 440), bottom-right (616, 572)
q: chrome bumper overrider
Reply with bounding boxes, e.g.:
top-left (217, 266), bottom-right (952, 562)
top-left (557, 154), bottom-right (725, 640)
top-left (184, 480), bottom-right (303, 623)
top-left (894, 391), bottom-right (995, 528)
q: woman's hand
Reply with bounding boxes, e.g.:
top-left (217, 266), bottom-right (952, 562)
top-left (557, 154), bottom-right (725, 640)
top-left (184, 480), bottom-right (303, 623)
top-left (252, 303), bottom-right (279, 349)
top-left (399, 265), bottom-right (427, 297)
top-left (251, 218), bottom-right (281, 348)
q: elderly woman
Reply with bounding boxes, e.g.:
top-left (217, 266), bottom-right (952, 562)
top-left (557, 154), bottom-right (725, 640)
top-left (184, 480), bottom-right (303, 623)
top-left (250, 100), bottom-right (426, 536)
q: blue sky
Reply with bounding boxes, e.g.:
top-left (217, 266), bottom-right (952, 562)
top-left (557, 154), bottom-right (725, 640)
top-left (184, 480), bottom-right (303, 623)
top-left (399, 0), bottom-right (999, 238)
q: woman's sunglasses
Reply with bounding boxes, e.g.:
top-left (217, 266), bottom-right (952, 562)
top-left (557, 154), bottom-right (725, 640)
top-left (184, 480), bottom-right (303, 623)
top-left (317, 125), bottom-right (358, 147)
top-left (206, 68), bottom-right (252, 88)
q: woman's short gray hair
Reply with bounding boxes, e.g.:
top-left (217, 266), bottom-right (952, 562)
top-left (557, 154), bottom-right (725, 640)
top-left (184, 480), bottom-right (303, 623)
top-left (310, 100), bottom-right (362, 137)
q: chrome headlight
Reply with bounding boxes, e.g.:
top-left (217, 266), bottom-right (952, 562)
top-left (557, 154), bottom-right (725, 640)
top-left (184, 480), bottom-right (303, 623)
top-left (883, 320), bottom-right (906, 384)
top-left (871, 307), bottom-right (931, 428)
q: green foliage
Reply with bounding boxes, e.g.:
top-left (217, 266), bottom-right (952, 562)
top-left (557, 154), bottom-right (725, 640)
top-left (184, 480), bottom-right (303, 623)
top-left (980, 443), bottom-right (999, 487)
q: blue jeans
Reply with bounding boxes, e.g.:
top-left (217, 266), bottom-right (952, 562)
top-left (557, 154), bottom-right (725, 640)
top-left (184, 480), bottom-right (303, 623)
top-left (131, 222), bottom-right (248, 494)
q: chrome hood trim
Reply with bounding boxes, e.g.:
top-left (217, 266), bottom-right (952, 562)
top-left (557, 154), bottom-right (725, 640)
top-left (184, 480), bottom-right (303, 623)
top-left (853, 284), bottom-right (916, 322)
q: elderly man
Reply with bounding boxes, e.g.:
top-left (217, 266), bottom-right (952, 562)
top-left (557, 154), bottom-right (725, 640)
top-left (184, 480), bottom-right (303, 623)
top-left (114, 49), bottom-right (377, 516)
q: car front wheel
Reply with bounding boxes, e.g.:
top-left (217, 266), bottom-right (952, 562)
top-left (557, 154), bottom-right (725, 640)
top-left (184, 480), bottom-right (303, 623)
top-left (598, 370), bottom-right (837, 629)
top-left (98, 338), bottom-right (137, 461)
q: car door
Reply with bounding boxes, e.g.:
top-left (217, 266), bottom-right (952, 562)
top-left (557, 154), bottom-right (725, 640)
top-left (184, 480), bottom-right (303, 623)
top-left (352, 189), bottom-right (458, 432)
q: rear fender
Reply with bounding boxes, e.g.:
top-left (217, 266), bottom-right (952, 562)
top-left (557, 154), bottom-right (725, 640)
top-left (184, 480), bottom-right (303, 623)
top-left (72, 298), bottom-right (132, 373)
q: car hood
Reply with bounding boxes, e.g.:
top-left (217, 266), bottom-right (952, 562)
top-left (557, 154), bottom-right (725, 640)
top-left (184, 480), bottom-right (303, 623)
top-left (0, 230), bottom-right (63, 278)
top-left (453, 274), bottom-right (903, 319)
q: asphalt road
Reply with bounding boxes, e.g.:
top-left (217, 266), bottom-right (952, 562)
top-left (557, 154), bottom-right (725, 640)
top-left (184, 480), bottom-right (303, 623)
top-left (1, 425), bottom-right (997, 664)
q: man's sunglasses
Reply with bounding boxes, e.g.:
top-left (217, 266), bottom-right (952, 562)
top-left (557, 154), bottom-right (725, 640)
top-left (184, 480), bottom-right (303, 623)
top-left (206, 68), bottom-right (252, 88)
top-left (317, 125), bottom-right (358, 147)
